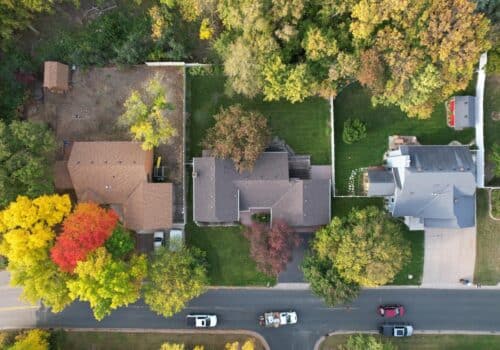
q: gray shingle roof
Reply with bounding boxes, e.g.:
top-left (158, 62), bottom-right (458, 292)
top-left (390, 146), bottom-right (476, 228)
top-left (367, 169), bottom-right (395, 196)
top-left (453, 96), bottom-right (475, 130)
top-left (193, 152), bottom-right (331, 226)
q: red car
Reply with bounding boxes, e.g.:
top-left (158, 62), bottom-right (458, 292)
top-left (378, 305), bottom-right (405, 318)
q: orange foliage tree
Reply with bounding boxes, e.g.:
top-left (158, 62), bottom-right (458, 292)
top-left (51, 202), bottom-right (119, 272)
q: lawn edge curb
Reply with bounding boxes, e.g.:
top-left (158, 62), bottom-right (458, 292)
top-left (0, 327), bottom-right (270, 350)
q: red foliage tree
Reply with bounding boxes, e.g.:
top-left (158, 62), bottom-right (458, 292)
top-left (243, 220), bottom-right (300, 276)
top-left (51, 203), bottom-right (119, 272)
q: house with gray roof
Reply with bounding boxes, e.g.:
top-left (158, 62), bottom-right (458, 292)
top-left (365, 145), bottom-right (476, 230)
top-left (193, 152), bottom-right (331, 229)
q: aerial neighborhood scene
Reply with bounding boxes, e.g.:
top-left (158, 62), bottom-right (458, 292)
top-left (0, 0), bottom-right (499, 349)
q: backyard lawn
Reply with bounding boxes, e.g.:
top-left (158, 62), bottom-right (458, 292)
top-left (474, 189), bottom-right (500, 285)
top-left (50, 331), bottom-right (263, 350)
top-left (320, 334), bottom-right (500, 350)
top-left (331, 197), bottom-right (423, 285)
top-left (484, 73), bottom-right (500, 186)
top-left (334, 83), bottom-right (475, 194)
top-left (187, 71), bottom-right (331, 164)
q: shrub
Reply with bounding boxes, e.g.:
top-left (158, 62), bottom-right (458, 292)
top-left (342, 118), bottom-right (367, 144)
top-left (491, 143), bottom-right (500, 178)
top-left (105, 225), bottom-right (135, 259)
top-left (251, 212), bottom-right (270, 223)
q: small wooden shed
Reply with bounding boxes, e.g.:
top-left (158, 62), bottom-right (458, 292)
top-left (43, 61), bottom-right (69, 93)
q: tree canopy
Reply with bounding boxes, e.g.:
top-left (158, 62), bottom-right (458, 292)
top-left (51, 203), bottom-right (119, 273)
top-left (67, 247), bottom-right (147, 320)
top-left (311, 206), bottom-right (411, 287)
top-left (214, 0), bottom-right (490, 118)
top-left (143, 247), bottom-right (208, 317)
top-left (0, 121), bottom-right (56, 208)
top-left (0, 194), bottom-right (73, 312)
top-left (119, 76), bottom-right (176, 150)
top-left (202, 104), bottom-right (271, 173)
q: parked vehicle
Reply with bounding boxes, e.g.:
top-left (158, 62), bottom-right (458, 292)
top-left (169, 229), bottom-right (183, 251)
top-left (378, 304), bottom-right (405, 317)
top-left (186, 314), bottom-right (218, 328)
top-left (379, 323), bottom-right (413, 337)
top-left (153, 231), bottom-right (164, 250)
top-left (259, 311), bottom-right (298, 328)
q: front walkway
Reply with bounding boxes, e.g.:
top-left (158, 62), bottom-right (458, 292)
top-left (422, 227), bottom-right (476, 286)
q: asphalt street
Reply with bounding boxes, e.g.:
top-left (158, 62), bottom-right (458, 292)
top-left (17, 288), bottom-right (500, 350)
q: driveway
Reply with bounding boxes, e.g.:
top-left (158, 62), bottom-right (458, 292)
top-left (278, 233), bottom-right (312, 283)
top-left (422, 227), bottom-right (476, 286)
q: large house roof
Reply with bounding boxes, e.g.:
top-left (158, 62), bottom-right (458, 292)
top-left (65, 141), bottom-right (172, 231)
top-left (193, 152), bottom-right (331, 227)
top-left (389, 145), bottom-right (476, 228)
top-left (67, 142), bottom-right (153, 204)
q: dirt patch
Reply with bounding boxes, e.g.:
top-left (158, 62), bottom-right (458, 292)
top-left (29, 65), bottom-right (185, 222)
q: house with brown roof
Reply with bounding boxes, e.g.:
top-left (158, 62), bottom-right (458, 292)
top-left (193, 151), bottom-right (331, 230)
top-left (56, 141), bottom-right (173, 232)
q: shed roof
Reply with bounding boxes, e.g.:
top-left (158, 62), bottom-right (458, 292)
top-left (43, 61), bottom-right (69, 91)
top-left (453, 96), bottom-right (475, 130)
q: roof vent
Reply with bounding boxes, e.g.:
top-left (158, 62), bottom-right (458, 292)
top-left (192, 171), bottom-right (198, 178)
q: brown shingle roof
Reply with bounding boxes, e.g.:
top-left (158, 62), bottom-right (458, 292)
top-left (43, 61), bottom-right (69, 92)
top-left (67, 142), bottom-right (153, 204)
top-left (124, 182), bottom-right (173, 231)
top-left (54, 161), bottom-right (73, 190)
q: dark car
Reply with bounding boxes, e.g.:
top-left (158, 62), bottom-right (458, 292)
top-left (379, 323), bottom-right (413, 337)
top-left (378, 304), bottom-right (405, 318)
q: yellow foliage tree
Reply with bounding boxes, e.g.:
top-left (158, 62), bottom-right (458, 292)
top-left (9, 329), bottom-right (49, 350)
top-left (242, 339), bottom-right (255, 350)
top-left (199, 18), bottom-right (214, 40)
top-left (192, 346), bottom-right (205, 350)
top-left (0, 194), bottom-right (73, 311)
top-left (225, 342), bottom-right (239, 350)
top-left (118, 76), bottom-right (177, 151)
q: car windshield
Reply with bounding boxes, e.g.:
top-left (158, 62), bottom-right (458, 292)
top-left (154, 237), bottom-right (162, 242)
top-left (395, 328), bottom-right (404, 336)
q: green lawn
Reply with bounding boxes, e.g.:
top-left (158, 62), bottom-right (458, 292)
top-left (330, 197), bottom-right (423, 285)
top-left (185, 222), bottom-right (274, 286)
top-left (334, 83), bottom-right (475, 194)
top-left (320, 334), bottom-right (500, 350)
top-left (474, 189), bottom-right (500, 284)
top-left (484, 74), bottom-right (500, 186)
top-left (50, 330), bottom-right (263, 350)
top-left (187, 71), bottom-right (331, 164)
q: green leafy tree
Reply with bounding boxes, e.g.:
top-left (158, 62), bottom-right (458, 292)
top-left (312, 207), bottom-right (411, 287)
top-left (340, 334), bottom-right (395, 350)
top-left (342, 118), bottom-right (367, 144)
top-left (202, 104), bottom-right (271, 173)
top-left (0, 121), bottom-right (56, 208)
top-left (143, 247), bottom-right (208, 317)
top-left (302, 255), bottom-right (359, 306)
top-left (8, 329), bottom-right (49, 350)
top-left (118, 76), bottom-right (176, 151)
top-left (0, 0), bottom-right (57, 45)
top-left (105, 225), bottom-right (135, 259)
top-left (67, 248), bottom-right (147, 320)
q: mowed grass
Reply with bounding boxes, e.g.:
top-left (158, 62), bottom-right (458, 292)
top-left (474, 189), bottom-right (500, 284)
top-left (187, 72), bottom-right (331, 164)
top-left (484, 74), bottom-right (500, 186)
top-left (320, 334), bottom-right (500, 350)
top-left (55, 331), bottom-right (263, 350)
top-left (334, 83), bottom-right (475, 194)
top-left (331, 197), bottom-right (423, 285)
top-left (185, 222), bottom-right (274, 286)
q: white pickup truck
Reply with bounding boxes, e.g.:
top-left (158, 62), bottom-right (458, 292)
top-left (259, 311), bottom-right (298, 328)
top-left (186, 314), bottom-right (218, 328)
